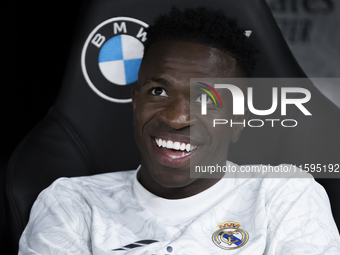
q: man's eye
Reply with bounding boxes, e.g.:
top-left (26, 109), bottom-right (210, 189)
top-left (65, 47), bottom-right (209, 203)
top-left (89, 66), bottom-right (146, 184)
top-left (194, 94), bottom-right (214, 104)
top-left (151, 87), bottom-right (169, 97)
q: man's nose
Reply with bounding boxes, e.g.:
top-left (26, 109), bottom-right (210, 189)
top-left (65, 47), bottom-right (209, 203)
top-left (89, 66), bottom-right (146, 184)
top-left (159, 96), bottom-right (197, 130)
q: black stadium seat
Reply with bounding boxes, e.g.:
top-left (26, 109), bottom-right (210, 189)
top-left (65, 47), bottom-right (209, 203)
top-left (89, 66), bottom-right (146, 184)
top-left (5, 0), bottom-right (340, 253)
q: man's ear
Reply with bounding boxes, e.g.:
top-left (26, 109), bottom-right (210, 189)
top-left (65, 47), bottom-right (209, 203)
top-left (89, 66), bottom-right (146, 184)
top-left (231, 106), bottom-right (249, 143)
top-left (131, 87), bottom-right (139, 111)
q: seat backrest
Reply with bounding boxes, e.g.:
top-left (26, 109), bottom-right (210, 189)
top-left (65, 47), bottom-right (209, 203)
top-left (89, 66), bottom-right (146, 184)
top-left (6, 0), bottom-right (340, 253)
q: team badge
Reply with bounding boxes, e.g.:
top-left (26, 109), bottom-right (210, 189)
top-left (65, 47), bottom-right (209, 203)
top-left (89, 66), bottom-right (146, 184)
top-left (212, 220), bottom-right (249, 250)
top-left (81, 17), bottom-right (148, 103)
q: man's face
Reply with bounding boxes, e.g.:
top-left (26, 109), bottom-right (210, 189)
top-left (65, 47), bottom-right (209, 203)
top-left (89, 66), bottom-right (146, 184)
top-left (132, 40), bottom-right (246, 198)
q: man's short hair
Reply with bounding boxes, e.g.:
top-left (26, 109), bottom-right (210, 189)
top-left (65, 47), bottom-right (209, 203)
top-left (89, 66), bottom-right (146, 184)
top-left (144, 6), bottom-right (258, 77)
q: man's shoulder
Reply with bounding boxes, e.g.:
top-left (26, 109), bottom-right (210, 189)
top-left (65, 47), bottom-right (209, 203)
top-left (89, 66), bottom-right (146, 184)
top-left (229, 162), bottom-right (324, 201)
top-left (45, 169), bottom-right (137, 196)
top-left (261, 175), bottom-right (325, 200)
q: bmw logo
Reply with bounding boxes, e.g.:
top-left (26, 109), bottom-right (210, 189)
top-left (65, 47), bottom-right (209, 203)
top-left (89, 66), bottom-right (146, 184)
top-left (81, 17), bottom-right (148, 103)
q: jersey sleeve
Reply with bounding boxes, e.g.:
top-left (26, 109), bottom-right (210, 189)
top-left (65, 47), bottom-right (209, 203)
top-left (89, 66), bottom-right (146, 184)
top-left (18, 178), bottom-right (93, 255)
top-left (264, 177), bottom-right (340, 255)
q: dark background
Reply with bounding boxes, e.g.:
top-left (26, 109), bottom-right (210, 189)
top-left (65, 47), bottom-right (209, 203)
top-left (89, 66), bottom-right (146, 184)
top-left (3, 0), bottom-right (339, 175)
top-left (2, 1), bottom-right (84, 165)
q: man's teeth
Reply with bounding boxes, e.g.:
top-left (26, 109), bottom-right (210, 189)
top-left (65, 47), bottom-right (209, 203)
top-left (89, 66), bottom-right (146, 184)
top-left (155, 138), bottom-right (197, 152)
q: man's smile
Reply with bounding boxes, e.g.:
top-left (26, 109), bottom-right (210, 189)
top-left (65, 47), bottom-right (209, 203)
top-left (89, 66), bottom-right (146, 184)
top-left (152, 136), bottom-right (200, 168)
top-left (155, 138), bottom-right (198, 152)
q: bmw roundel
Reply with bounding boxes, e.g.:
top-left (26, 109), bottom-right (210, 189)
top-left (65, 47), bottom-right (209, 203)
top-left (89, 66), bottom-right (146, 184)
top-left (81, 17), bottom-right (148, 103)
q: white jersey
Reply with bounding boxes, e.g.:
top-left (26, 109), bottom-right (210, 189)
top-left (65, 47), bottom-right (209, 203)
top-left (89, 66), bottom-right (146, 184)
top-left (19, 162), bottom-right (340, 255)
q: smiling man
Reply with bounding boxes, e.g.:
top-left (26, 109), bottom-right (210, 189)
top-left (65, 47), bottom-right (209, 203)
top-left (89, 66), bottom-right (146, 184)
top-left (19, 6), bottom-right (340, 255)
top-left (132, 7), bottom-right (254, 200)
top-left (133, 40), bottom-right (246, 199)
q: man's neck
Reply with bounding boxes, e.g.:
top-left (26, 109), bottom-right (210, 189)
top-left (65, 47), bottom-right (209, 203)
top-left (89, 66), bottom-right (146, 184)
top-left (137, 165), bottom-right (224, 199)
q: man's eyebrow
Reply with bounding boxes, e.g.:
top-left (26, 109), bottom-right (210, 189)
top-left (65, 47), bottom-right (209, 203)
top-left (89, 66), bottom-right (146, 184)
top-left (146, 77), bottom-right (170, 86)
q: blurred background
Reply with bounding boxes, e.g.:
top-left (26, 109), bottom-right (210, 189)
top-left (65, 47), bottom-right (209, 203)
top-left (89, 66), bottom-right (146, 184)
top-left (2, 0), bottom-right (339, 177)
top-left (267, 0), bottom-right (340, 109)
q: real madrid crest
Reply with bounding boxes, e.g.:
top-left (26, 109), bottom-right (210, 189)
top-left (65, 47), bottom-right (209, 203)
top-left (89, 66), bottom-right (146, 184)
top-left (212, 221), bottom-right (249, 250)
top-left (81, 17), bottom-right (148, 103)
